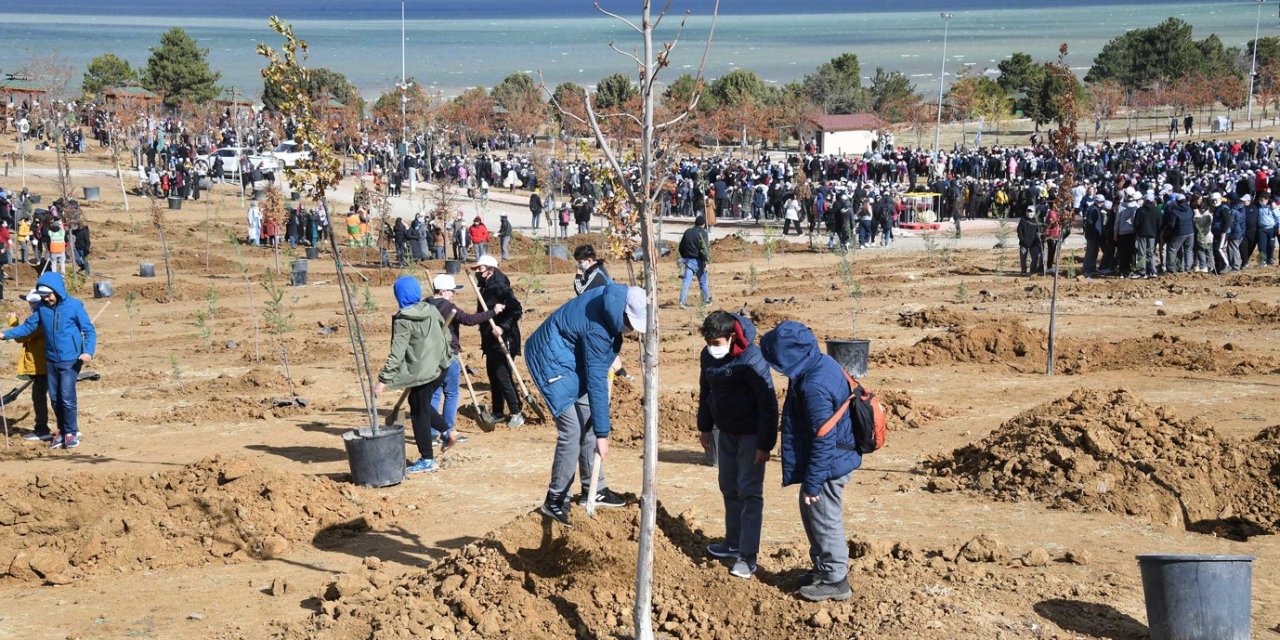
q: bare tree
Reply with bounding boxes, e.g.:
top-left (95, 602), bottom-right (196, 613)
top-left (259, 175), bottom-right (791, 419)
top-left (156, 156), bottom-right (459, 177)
top-left (1046, 44), bottom-right (1081, 376)
top-left (544, 2), bottom-right (718, 638)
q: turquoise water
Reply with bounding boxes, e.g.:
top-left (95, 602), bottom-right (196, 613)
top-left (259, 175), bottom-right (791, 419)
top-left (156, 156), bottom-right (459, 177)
top-left (0, 1), bottom-right (1265, 99)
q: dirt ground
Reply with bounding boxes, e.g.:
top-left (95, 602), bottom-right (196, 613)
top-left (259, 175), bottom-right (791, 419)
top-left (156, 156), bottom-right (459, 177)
top-left (1, 141), bottom-right (1279, 640)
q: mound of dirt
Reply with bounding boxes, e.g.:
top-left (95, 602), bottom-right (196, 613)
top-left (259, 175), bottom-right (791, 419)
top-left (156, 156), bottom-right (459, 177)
top-left (874, 323), bottom-right (1276, 375)
top-left (747, 304), bottom-right (806, 332)
top-left (876, 389), bottom-right (951, 430)
top-left (281, 504), bottom-right (1115, 640)
top-left (923, 389), bottom-right (1280, 538)
top-left (897, 306), bottom-right (975, 329)
top-left (0, 456), bottom-right (391, 585)
top-left (1184, 300), bottom-right (1280, 324)
top-left (500, 255), bottom-right (575, 275)
top-left (708, 234), bottom-right (809, 263)
top-left (115, 279), bottom-right (207, 303)
top-left (609, 378), bottom-right (701, 447)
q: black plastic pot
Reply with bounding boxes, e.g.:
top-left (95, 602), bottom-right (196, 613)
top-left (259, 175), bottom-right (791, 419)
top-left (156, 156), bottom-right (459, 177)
top-left (342, 425), bottom-right (406, 488)
top-left (139, 262), bottom-right (156, 278)
top-left (1138, 554), bottom-right (1253, 640)
top-left (444, 259), bottom-right (462, 274)
top-left (290, 259), bottom-right (308, 286)
top-left (82, 187), bottom-right (100, 201)
top-left (167, 196), bottom-right (182, 210)
top-left (547, 243), bottom-right (570, 260)
top-left (826, 339), bottom-right (870, 378)
top-left (93, 281), bottom-right (113, 298)
top-left (306, 246), bottom-right (320, 260)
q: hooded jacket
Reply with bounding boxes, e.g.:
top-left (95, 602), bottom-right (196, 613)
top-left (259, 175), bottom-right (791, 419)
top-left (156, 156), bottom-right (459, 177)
top-left (696, 313), bottom-right (778, 451)
top-left (760, 321), bottom-right (861, 497)
top-left (4, 272), bottom-right (95, 363)
top-left (1162, 199), bottom-right (1194, 236)
top-left (476, 269), bottom-right (522, 356)
top-left (573, 262), bottom-right (612, 296)
top-left (377, 277), bottom-right (451, 389)
top-left (525, 284), bottom-right (629, 438)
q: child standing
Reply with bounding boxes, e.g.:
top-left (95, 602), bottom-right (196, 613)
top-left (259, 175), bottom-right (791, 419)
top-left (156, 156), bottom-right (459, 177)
top-left (697, 310), bottom-right (778, 579)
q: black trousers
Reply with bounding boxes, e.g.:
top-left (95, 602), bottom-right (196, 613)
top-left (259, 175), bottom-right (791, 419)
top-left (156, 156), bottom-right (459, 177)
top-left (407, 378), bottom-right (447, 460)
top-left (486, 351), bottom-right (521, 417)
top-left (31, 374), bottom-right (48, 435)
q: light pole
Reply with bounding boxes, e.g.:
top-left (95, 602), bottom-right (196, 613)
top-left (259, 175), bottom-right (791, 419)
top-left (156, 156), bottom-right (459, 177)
top-left (1247, 0), bottom-right (1265, 127)
top-left (933, 12), bottom-right (955, 160)
top-left (398, 0), bottom-right (415, 193)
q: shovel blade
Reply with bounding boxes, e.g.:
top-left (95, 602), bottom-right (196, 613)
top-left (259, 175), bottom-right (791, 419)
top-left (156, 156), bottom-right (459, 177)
top-left (525, 395), bottom-right (547, 422)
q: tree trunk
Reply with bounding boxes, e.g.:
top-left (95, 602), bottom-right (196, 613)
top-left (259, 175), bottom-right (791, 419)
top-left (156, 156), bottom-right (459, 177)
top-left (158, 224), bottom-right (174, 303)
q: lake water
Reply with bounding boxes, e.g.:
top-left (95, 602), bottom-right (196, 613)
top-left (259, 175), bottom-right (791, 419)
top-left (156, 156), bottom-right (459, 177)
top-left (0, 0), bottom-right (1265, 100)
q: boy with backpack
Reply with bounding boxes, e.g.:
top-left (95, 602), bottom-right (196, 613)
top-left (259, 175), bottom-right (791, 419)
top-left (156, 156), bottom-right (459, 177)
top-left (760, 320), bottom-right (884, 602)
top-left (697, 310), bottom-right (778, 579)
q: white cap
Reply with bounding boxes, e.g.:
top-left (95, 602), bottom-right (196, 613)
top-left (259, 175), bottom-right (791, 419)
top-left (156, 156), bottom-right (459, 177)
top-left (25, 290), bottom-right (41, 303)
top-left (1242, 194), bottom-right (1253, 203)
top-left (471, 254), bottom-right (499, 270)
top-left (432, 274), bottom-right (463, 292)
top-left (624, 286), bottom-right (647, 334)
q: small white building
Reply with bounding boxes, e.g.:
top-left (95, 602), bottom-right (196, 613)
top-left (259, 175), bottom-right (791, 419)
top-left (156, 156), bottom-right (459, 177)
top-left (807, 113), bottom-right (884, 155)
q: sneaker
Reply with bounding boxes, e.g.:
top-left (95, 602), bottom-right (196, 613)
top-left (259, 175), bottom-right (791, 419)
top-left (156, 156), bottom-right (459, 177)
top-left (706, 542), bottom-right (740, 559)
top-left (730, 559), bottom-right (758, 578)
top-left (798, 578), bottom-right (852, 602)
top-left (406, 458), bottom-right (439, 474)
top-left (48, 434), bottom-right (64, 449)
top-left (578, 487), bottom-right (626, 508)
top-left (507, 413), bottom-right (525, 429)
top-left (539, 499), bottom-right (572, 526)
top-left (63, 433), bottom-right (80, 449)
top-left (22, 432), bottom-right (52, 442)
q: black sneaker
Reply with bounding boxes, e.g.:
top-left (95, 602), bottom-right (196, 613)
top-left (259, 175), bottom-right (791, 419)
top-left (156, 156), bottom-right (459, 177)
top-left (577, 487), bottom-right (627, 508)
top-left (540, 499), bottom-right (572, 527)
top-left (798, 577), bottom-right (852, 602)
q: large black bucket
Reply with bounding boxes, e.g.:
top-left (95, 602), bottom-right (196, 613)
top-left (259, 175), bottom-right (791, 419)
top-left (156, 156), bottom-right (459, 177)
top-left (139, 262), bottom-right (156, 278)
top-left (306, 246), bottom-right (320, 260)
top-left (341, 425), bottom-right (406, 488)
top-left (82, 187), bottom-right (100, 201)
top-left (167, 196), bottom-right (182, 210)
top-left (93, 281), bottom-right (113, 299)
top-left (826, 339), bottom-right (870, 378)
top-left (547, 243), bottom-right (570, 260)
top-left (1138, 554), bottom-right (1253, 640)
top-left (444, 259), bottom-right (461, 275)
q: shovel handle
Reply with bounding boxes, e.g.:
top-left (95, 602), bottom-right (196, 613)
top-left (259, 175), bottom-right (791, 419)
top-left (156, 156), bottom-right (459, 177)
top-left (585, 453), bottom-right (602, 517)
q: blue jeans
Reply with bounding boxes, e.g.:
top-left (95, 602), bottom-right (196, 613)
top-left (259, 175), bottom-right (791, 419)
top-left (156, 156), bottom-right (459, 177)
top-left (679, 258), bottom-right (710, 305)
top-left (430, 359), bottom-right (461, 436)
top-left (47, 359), bottom-right (82, 436)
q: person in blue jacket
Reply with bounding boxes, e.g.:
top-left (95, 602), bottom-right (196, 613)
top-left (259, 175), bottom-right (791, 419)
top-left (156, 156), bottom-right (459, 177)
top-left (525, 283), bottom-right (645, 526)
top-left (760, 320), bottom-right (860, 602)
top-left (697, 310), bottom-right (778, 579)
top-left (2, 272), bottom-right (96, 449)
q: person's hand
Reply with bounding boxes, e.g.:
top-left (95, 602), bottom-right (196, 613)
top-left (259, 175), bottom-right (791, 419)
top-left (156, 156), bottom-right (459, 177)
top-left (78, 353), bottom-right (91, 363)
top-left (754, 449), bottom-right (771, 465)
top-left (373, 381), bottom-right (385, 398)
top-left (493, 303), bottom-right (506, 315)
top-left (699, 431), bottom-right (713, 451)
top-left (491, 325), bottom-right (503, 337)
top-left (802, 493), bottom-right (821, 505)
top-left (595, 436), bottom-right (610, 459)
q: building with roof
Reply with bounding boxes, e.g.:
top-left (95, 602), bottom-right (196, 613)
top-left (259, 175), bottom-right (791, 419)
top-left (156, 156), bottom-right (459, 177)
top-left (806, 113), bottom-right (884, 155)
top-left (103, 83), bottom-right (160, 107)
top-left (0, 73), bottom-right (49, 109)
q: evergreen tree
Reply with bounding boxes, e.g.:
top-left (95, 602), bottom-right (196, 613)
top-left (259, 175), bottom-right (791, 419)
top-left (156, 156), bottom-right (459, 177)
top-left (595, 72), bottom-right (638, 110)
top-left (491, 72), bottom-right (539, 110)
top-left (82, 53), bottom-right (138, 97)
top-left (708, 69), bottom-right (775, 108)
top-left (263, 67), bottom-right (361, 115)
top-left (801, 52), bottom-right (866, 114)
top-left (142, 27), bottom-right (221, 107)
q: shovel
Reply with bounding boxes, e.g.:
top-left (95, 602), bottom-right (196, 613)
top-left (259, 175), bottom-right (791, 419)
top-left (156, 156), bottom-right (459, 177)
top-left (2, 379), bottom-right (32, 405)
top-left (465, 270), bottom-right (547, 422)
top-left (458, 353), bottom-right (502, 432)
top-left (585, 453), bottom-right (602, 517)
top-left (386, 388), bottom-right (411, 427)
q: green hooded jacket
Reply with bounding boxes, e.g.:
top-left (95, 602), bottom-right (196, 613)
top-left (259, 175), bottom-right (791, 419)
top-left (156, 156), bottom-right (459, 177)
top-left (377, 301), bottom-right (452, 389)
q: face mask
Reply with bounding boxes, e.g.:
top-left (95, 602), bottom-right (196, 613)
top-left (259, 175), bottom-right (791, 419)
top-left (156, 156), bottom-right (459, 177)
top-left (578, 261), bottom-right (591, 272)
top-left (706, 343), bottom-right (731, 360)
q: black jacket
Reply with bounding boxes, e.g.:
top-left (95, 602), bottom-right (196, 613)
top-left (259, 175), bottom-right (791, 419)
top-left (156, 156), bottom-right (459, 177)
top-left (476, 269), bottom-right (523, 356)
top-left (678, 226), bottom-right (710, 261)
top-left (1016, 214), bottom-right (1041, 248)
top-left (696, 313), bottom-right (778, 451)
top-left (1162, 200), bottom-right (1194, 236)
top-left (1134, 202), bottom-right (1161, 238)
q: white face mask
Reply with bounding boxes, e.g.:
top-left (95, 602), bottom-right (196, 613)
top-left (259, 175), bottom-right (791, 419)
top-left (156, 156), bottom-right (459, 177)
top-left (706, 343), bottom-right (731, 360)
top-left (578, 261), bottom-right (591, 272)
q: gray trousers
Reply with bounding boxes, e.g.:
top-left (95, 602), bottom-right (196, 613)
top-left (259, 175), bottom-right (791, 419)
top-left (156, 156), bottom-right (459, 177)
top-left (1165, 234), bottom-right (1193, 273)
top-left (798, 470), bottom-right (852, 584)
top-left (1134, 236), bottom-right (1157, 276)
top-left (717, 431), bottom-right (766, 562)
top-left (1227, 237), bottom-right (1242, 271)
top-left (547, 396), bottom-right (605, 502)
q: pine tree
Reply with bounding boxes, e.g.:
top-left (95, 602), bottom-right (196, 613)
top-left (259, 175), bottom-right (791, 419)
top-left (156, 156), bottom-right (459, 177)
top-left (82, 53), bottom-right (138, 97)
top-left (142, 27), bottom-right (221, 107)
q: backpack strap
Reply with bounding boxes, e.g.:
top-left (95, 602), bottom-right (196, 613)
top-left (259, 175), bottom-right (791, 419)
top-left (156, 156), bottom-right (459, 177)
top-left (815, 369), bottom-right (858, 438)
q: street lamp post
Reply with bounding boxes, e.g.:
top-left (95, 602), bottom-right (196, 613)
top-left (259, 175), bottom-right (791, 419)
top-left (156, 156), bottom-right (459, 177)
top-left (399, 0), bottom-right (415, 193)
top-left (934, 12), bottom-right (955, 160)
top-left (1247, 0), bottom-right (1265, 127)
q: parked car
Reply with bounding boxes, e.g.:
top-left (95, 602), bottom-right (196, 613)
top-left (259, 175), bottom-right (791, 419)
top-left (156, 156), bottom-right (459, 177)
top-left (195, 146), bottom-right (281, 179)
top-left (263, 140), bottom-right (313, 169)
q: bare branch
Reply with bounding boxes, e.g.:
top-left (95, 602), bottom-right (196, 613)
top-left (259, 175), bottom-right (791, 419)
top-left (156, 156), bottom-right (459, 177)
top-left (594, 2), bottom-right (643, 34)
top-left (609, 41), bottom-right (645, 70)
top-left (582, 92), bottom-right (642, 207)
top-left (652, 1), bottom-right (718, 124)
top-left (596, 111), bottom-right (644, 127)
top-left (651, 0), bottom-right (676, 31)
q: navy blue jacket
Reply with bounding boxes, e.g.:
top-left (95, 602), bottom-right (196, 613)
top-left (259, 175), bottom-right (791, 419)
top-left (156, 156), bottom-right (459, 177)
top-left (1162, 199), bottom-right (1194, 236)
top-left (4, 272), bottom-right (96, 362)
top-left (525, 284), bottom-right (627, 437)
top-left (760, 321), bottom-right (861, 496)
top-left (1229, 205), bottom-right (1246, 240)
top-left (696, 314), bottom-right (778, 452)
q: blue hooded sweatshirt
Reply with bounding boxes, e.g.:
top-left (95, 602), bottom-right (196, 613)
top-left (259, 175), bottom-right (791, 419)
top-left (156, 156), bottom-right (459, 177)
top-left (760, 321), bottom-right (860, 497)
top-left (696, 313), bottom-right (778, 452)
top-left (393, 276), bottom-right (422, 309)
top-left (525, 284), bottom-right (628, 438)
top-left (4, 272), bottom-right (97, 363)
